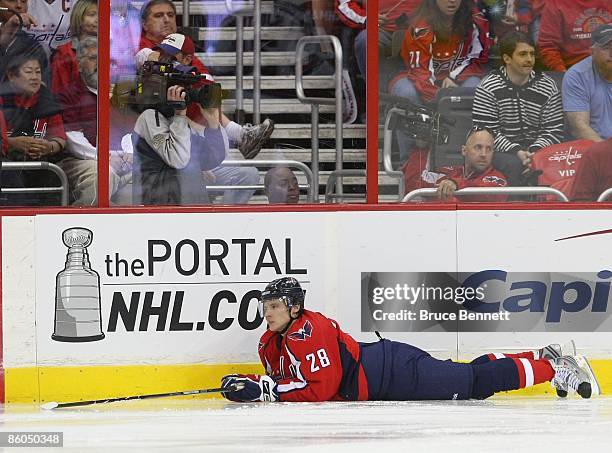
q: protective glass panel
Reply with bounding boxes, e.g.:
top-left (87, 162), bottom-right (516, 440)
top-left (0, 0), bottom-right (99, 207)
top-left (377, 0), bottom-right (611, 204)
top-left (108, 0), bottom-right (368, 206)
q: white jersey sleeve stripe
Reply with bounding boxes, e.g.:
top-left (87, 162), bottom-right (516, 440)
top-left (276, 343), bottom-right (308, 393)
top-left (519, 358), bottom-right (535, 387)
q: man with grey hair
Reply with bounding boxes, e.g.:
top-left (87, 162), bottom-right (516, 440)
top-left (57, 36), bottom-right (131, 205)
top-left (137, 0), bottom-right (274, 161)
top-left (563, 24), bottom-right (612, 142)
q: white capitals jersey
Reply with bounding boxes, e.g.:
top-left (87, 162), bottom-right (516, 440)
top-left (25, 0), bottom-right (73, 56)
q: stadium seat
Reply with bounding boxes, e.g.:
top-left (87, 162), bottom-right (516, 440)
top-left (430, 86), bottom-right (477, 169)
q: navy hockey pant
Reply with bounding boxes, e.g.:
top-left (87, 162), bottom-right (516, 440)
top-left (360, 340), bottom-right (521, 400)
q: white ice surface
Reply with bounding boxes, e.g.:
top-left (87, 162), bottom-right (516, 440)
top-left (2, 396), bottom-right (612, 452)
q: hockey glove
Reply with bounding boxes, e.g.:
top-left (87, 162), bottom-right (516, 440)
top-left (221, 374), bottom-right (279, 402)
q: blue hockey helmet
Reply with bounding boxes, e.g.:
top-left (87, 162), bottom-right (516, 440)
top-left (258, 277), bottom-right (305, 317)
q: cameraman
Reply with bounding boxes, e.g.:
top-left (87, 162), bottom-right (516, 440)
top-left (132, 85), bottom-right (225, 205)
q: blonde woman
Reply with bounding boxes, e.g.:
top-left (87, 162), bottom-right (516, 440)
top-left (50, 0), bottom-right (97, 93)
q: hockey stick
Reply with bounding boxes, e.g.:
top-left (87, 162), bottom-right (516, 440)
top-left (41, 382), bottom-right (245, 410)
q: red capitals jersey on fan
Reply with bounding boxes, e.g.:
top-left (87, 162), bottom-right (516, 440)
top-left (258, 310), bottom-right (368, 402)
top-left (438, 165), bottom-right (508, 202)
top-left (390, 8), bottom-right (491, 101)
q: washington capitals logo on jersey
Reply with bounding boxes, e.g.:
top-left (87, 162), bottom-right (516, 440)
top-left (482, 175), bottom-right (507, 186)
top-left (288, 320), bottom-right (313, 341)
top-left (412, 26), bottom-right (430, 39)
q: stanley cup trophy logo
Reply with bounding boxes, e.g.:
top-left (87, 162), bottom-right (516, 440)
top-left (52, 228), bottom-right (105, 342)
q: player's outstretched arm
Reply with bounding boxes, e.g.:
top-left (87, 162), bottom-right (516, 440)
top-left (221, 374), bottom-right (278, 402)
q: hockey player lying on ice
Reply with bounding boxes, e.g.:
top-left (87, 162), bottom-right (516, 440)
top-left (221, 278), bottom-right (600, 402)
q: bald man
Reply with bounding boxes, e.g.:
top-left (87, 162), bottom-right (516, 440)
top-left (264, 167), bottom-right (300, 204)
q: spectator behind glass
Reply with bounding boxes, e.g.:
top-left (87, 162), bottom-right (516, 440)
top-left (26, 0), bottom-right (72, 57)
top-left (538, 0), bottom-right (611, 72)
top-left (563, 24), bottom-right (612, 142)
top-left (472, 31), bottom-right (564, 186)
top-left (57, 36), bottom-right (131, 206)
top-left (389, 0), bottom-right (491, 103)
top-left (436, 127), bottom-right (508, 202)
top-left (138, 33), bottom-right (260, 205)
top-left (51, 0), bottom-right (97, 94)
top-left (478, 0), bottom-right (533, 39)
top-left (137, 0), bottom-right (274, 161)
top-left (0, 0), bottom-right (49, 84)
top-left (131, 84), bottom-right (229, 206)
top-left (570, 139), bottom-right (612, 202)
top-left (336, 0), bottom-right (420, 85)
top-left (0, 55), bottom-right (66, 205)
top-left (388, 0), bottom-right (491, 163)
top-left (264, 167), bottom-right (300, 204)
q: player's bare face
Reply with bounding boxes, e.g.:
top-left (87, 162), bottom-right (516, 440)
top-left (435, 0), bottom-right (461, 17)
top-left (462, 130), bottom-right (493, 173)
top-left (262, 299), bottom-right (292, 332)
top-left (81, 4), bottom-right (98, 37)
top-left (9, 60), bottom-right (42, 97)
top-left (143, 4), bottom-right (178, 43)
top-left (504, 42), bottom-right (535, 80)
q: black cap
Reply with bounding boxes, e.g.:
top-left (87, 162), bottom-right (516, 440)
top-left (592, 24), bottom-right (612, 46)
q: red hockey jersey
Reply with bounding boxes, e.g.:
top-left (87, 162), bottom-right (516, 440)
top-left (390, 8), bottom-right (491, 101)
top-left (438, 165), bottom-right (508, 202)
top-left (258, 310), bottom-right (369, 402)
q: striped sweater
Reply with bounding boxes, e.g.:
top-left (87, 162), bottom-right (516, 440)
top-left (472, 67), bottom-right (564, 154)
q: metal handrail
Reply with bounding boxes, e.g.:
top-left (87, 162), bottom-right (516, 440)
top-left (383, 107), bottom-right (407, 200)
top-left (1, 161), bottom-right (69, 206)
top-left (402, 187), bottom-right (570, 202)
top-left (295, 35), bottom-right (343, 202)
top-left (182, 0), bottom-right (190, 27)
top-left (225, 0), bottom-right (261, 123)
top-left (207, 159), bottom-right (315, 202)
top-left (225, 0), bottom-right (255, 15)
top-left (325, 170), bottom-right (365, 203)
top-left (597, 188), bottom-right (612, 202)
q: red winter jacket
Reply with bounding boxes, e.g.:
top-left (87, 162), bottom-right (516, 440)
top-left (538, 0), bottom-right (612, 71)
top-left (390, 8), bottom-right (492, 101)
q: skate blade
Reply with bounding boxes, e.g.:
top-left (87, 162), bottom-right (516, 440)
top-left (576, 355), bottom-right (601, 396)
